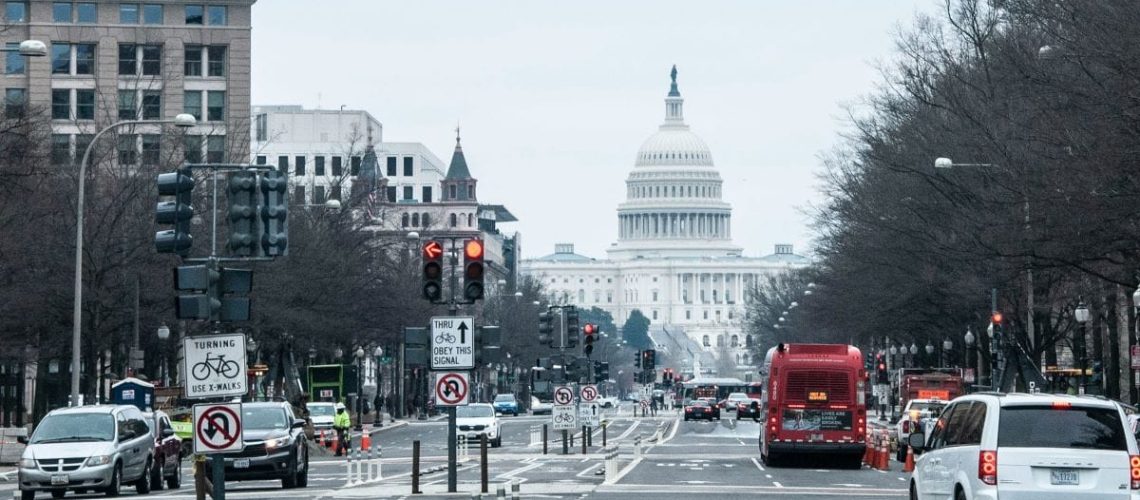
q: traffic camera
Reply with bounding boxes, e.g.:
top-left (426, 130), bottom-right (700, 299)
top-left (421, 240), bottom-right (444, 301)
top-left (463, 239), bottom-right (485, 301)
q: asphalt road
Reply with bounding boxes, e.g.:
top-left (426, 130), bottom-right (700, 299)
top-left (2, 404), bottom-right (911, 499)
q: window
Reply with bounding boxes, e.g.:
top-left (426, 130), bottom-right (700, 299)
top-left (652, 291), bottom-right (658, 302)
top-left (119, 3), bottom-right (138, 23)
top-left (183, 136), bottom-right (202, 163)
top-left (118, 44), bottom-right (136, 75)
top-left (75, 90), bottom-right (94, 120)
top-left (141, 91), bottom-right (160, 119)
top-left (254, 113), bottom-right (267, 142)
top-left (703, 310), bottom-right (708, 320)
top-left (730, 335), bottom-right (739, 347)
top-left (652, 310), bottom-right (658, 320)
top-left (350, 156), bottom-right (361, 176)
top-left (142, 3), bottom-right (162, 24)
top-left (314, 156), bottom-right (325, 176)
top-left (607, 292), bottom-right (613, 303)
top-left (75, 44), bottom-right (94, 74)
top-left (330, 185), bottom-right (341, 201)
top-left (702, 335), bottom-right (710, 347)
top-left (998, 405), bottom-right (1126, 450)
top-left (468, 214), bottom-right (473, 226)
top-left (75, 134), bottom-right (92, 159)
top-left (331, 156), bottom-right (342, 176)
top-left (207, 5), bottom-right (226, 25)
top-left (184, 4), bottom-right (202, 24)
top-left (141, 135), bottom-right (160, 165)
top-left (183, 91), bottom-right (201, 120)
top-left (5, 88), bottom-right (26, 117)
top-left (117, 134), bottom-right (137, 165)
top-left (206, 136), bottom-right (224, 163)
top-left (207, 46), bottom-right (225, 76)
top-left (207, 91), bottom-right (224, 121)
top-left (467, 185), bottom-right (474, 198)
top-left (411, 213), bottom-right (419, 226)
top-left (5, 1), bottom-right (25, 21)
top-left (255, 155), bottom-right (266, 165)
top-left (118, 90), bottom-right (136, 119)
top-left (314, 186), bottom-right (325, 204)
top-left (51, 134), bottom-right (70, 165)
top-left (385, 186), bottom-right (396, 202)
top-left (422, 186), bottom-right (432, 203)
top-left (277, 155), bottom-right (288, 171)
top-left (403, 185), bottom-right (413, 200)
top-left (293, 186), bottom-right (305, 206)
top-left (400, 213), bottom-right (409, 228)
top-left (450, 213), bottom-right (457, 227)
top-left (141, 45), bottom-right (161, 75)
top-left (386, 156), bottom-right (396, 176)
top-left (403, 156), bottom-right (413, 176)
top-left (294, 155), bottom-right (305, 175)
top-left (5, 43), bottom-right (24, 74)
top-left (184, 45), bottom-right (202, 76)
top-left (76, 3), bottom-right (95, 22)
top-left (54, 43), bottom-right (95, 75)
top-left (448, 184), bottom-right (456, 199)
top-left (53, 2), bottom-right (70, 22)
top-left (422, 213), bottom-right (430, 227)
top-left (51, 44), bottom-right (70, 74)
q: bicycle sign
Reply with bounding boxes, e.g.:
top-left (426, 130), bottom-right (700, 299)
top-left (183, 334), bottom-right (247, 399)
top-left (552, 405), bottom-right (577, 430)
top-left (430, 316), bottom-right (474, 370)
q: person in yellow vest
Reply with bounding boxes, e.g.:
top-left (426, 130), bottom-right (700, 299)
top-left (333, 406), bottom-right (352, 456)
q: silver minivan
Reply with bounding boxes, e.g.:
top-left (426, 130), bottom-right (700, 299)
top-left (18, 405), bottom-right (155, 499)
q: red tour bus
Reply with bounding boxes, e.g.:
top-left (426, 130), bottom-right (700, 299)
top-left (759, 343), bottom-right (866, 467)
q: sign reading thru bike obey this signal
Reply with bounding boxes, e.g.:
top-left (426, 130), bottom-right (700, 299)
top-left (430, 316), bottom-right (475, 370)
top-left (183, 334), bottom-right (247, 399)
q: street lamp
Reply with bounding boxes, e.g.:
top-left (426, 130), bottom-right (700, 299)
top-left (964, 327), bottom-right (976, 390)
top-left (1075, 301), bottom-right (1090, 395)
top-left (70, 113), bottom-right (196, 407)
top-left (943, 339), bottom-right (953, 368)
top-left (373, 346), bottom-right (384, 426)
top-left (0, 39), bottom-right (47, 57)
top-left (157, 325), bottom-right (170, 387)
top-left (925, 342), bottom-right (935, 367)
top-left (354, 346), bottom-right (365, 431)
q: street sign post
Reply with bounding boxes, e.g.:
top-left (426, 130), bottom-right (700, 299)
top-left (430, 316), bottom-right (475, 370)
top-left (579, 384), bottom-right (598, 403)
top-left (193, 403), bottom-right (244, 454)
top-left (580, 403), bottom-right (600, 427)
top-left (434, 372), bottom-right (470, 406)
top-left (552, 405), bottom-right (577, 430)
top-left (183, 334), bottom-right (247, 399)
top-left (553, 386), bottom-right (574, 405)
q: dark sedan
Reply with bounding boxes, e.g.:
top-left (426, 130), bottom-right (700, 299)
top-left (736, 399), bottom-right (761, 420)
top-left (684, 400), bottom-right (717, 421)
top-left (223, 402), bottom-right (309, 489)
top-left (697, 397), bottom-right (721, 420)
top-left (143, 410), bottom-right (183, 491)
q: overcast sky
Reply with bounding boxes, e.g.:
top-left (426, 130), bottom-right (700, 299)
top-left (251, 1), bottom-right (938, 259)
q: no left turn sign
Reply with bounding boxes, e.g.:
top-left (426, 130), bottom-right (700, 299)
top-left (434, 372), bottom-right (470, 406)
top-left (193, 403), bottom-right (244, 454)
top-left (580, 385), bottom-right (598, 402)
top-left (553, 386), bottom-right (574, 405)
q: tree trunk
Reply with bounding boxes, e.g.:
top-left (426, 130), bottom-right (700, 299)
top-left (1105, 287), bottom-right (1120, 398)
top-left (1118, 285), bottom-right (1132, 402)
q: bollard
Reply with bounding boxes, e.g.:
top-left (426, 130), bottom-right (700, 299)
top-left (634, 436), bottom-right (642, 458)
top-left (481, 434), bottom-right (489, 494)
top-left (562, 429), bottom-right (569, 455)
top-left (412, 440), bottom-right (422, 494)
top-left (496, 483), bottom-right (506, 498)
top-left (365, 444), bottom-right (374, 482)
top-left (543, 424), bottom-right (548, 455)
top-left (458, 435), bottom-right (468, 461)
top-left (602, 421), bottom-right (607, 447)
top-left (604, 446), bottom-right (619, 484)
top-left (344, 448), bottom-right (355, 487)
top-left (511, 478), bottom-right (520, 500)
top-left (581, 426), bottom-right (587, 454)
top-left (587, 425), bottom-right (593, 447)
top-left (373, 444), bottom-right (383, 481)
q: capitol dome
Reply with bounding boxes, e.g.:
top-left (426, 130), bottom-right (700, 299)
top-left (635, 128), bottom-right (714, 167)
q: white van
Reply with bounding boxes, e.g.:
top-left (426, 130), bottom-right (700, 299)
top-left (908, 393), bottom-right (1140, 499)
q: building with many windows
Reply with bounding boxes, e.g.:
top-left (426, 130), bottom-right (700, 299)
top-left (521, 68), bottom-right (809, 376)
top-left (2, 0), bottom-right (255, 166)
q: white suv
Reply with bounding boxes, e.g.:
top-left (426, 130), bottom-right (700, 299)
top-left (907, 393), bottom-right (1140, 500)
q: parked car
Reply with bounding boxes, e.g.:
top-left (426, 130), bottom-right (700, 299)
top-left (598, 396), bottom-right (620, 408)
top-left (457, 403), bottom-right (502, 447)
top-left (895, 399), bottom-right (947, 461)
top-left (493, 394), bottom-right (519, 416)
top-left (18, 405), bottom-right (156, 500)
top-left (168, 408), bottom-right (194, 458)
top-left (307, 402), bottom-right (337, 432)
top-left (908, 393), bottom-right (1140, 500)
top-left (223, 401), bottom-right (309, 489)
top-left (531, 397), bottom-right (552, 415)
top-left (142, 410), bottom-right (183, 491)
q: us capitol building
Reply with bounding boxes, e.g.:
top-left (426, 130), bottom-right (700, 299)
top-left (520, 67), bottom-right (809, 375)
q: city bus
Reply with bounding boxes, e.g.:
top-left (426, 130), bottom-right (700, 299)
top-left (759, 343), bottom-right (866, 468)
top-left (679, 378), bottom-right (763, 405)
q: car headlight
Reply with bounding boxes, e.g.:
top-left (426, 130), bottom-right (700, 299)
top-left (265, 436), bottom-right (293, 450)
top-left (85, 455), bottom-right (112, 467)
top-left (19, 458), bottom-right (36, 469)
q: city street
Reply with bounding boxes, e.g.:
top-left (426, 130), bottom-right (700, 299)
top-left (3, 404), bottom-right (909, 499)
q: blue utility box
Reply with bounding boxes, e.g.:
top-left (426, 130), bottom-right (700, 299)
top-left (111, 377), bottom-right (154, 411)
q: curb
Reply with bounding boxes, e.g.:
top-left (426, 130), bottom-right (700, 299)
top-left (367, 420), bottom-right (410, 434)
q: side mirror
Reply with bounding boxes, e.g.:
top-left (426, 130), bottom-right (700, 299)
top-left (292, 418), bottom-right (306, 429)
top-left (907, 432), bottom-right (926, 453)
top-left (750, 401), bottom-right (759, 410)
top-left (161, 427), bottom-right (175, 438)
top-left (16, 435), bottom-right (27, 444)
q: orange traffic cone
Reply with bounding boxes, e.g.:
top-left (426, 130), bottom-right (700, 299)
top-left (318, 430), bottom-right (325, 447)
top-left (903, 445), bottom-right (915, 472)
top-left (862, 439), bottom-right (872, 466)
top-left (878, 433), bottom-right (890, 471)
top-left (361, 432), bottom-right (371, 452)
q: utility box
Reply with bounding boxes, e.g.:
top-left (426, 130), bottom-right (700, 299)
top-left (111, 377), bottom-right (154, 412)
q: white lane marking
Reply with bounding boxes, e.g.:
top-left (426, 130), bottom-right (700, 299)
top-left (765, 474), bottom-right (773, 479)
top-left (751, 457), bottom-right (765, 472)
top-left (773, 481), bottom-right (784, 488)
top-left (576, 462), bottom-right (602, 478)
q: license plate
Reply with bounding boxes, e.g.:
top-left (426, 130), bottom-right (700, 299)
top-left (234, 459), bottom-right (250, 469)
top-left (1050, 469), bottom-right (1079, 485)
top-left (50, 474), bottom-right (68, 485)
top-left (810, 433), bottom-right (824, 441)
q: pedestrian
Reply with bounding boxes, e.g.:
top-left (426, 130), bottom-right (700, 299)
top-left (650, 397), bottom-right (658, 417)
top-left (333, 405), bottom-right (351, 456)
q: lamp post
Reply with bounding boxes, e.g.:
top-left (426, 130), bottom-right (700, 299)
top-left (1075, 301), bottom-right (1090, 395)
top-left (354, 346), bottom-right (364, 431)
top-left (373, 346), bottom-right (383, 426)
top-left (157, 325), bottom-right (170, 387)
top-left (1133, 284), bottom-right (1140, 404)
top-left (943, 339), bottom-right (954, 368)
top-left (70, 113), bottom-right (196, 407)
top-left (964, 327), bottom-right (976, 390)
top-left (246, 336), bottom-right (258, 401)
top-left (925, 342), bottom-right (935, 368)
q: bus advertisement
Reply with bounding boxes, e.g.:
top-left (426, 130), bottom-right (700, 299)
top-left (759, 343), bottom-right (865, 468)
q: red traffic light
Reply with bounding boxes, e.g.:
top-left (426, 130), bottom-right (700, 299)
top-left (583, 323), bottom-right (597, 335)
top-left (991, 312), bottom-right (1003, 324)
top-left (464, 239), bottom-right (484, 260)
top-left (423, 240), bottom-right (443, 260)
top-left (877, 363), bottom-right (886, 370)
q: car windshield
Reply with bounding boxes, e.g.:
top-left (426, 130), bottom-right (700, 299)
top-left (911, 402), bottom-right (946, 413)
top-left (309, 405), bottom-right (335, 416)
top-left (998, 405), bottom-right (1127, 450)
top-left (690, 400), bottom-right (708, 407)
top-left (728, 393), bottom-right (747, 400)
top-left (243, 407), bottom-right (288, 430)
top-left (494, 395), bottom-right (515, 402)
top-left (457, 405), bottom-right (494, 418)
top-left (31, 413), bottom-right (115, 443)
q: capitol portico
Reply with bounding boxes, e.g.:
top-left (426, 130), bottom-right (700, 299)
top-left (520, 67), bottom-right (809, 376)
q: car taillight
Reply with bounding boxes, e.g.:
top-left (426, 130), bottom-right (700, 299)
top-left (1130, 455), bottom-right (1140, 489)
top-left (979, 450), bottom-right (997, 485)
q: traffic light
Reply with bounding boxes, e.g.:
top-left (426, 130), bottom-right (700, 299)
top-left (155, 166), bottom-right (195, 255)
top-left (564, 307), bottom-right (579, 348)
top-left (635, 350), bottom-right (642, 369)
top-left (259, 170), bottom-right (288, 256)
top-left (595, 361), bottom-right (609, 383)
top-left (218, 267), bottom-right (252, 322)
top-left (538, 310), bottom-right (554, 346)
top-left (991, 311), bottom-right (1004, 324)
top-left (421, 240), bottom-right (443, 302)
top-left (174, 263), bottom-right (219, 320)
top-left (226, 171), bottom-right (260, 256)
top-left (463, 239), bottom-right (485, 301)
top-left (642, 349), bottom-right (656, 371)
top-left (875, 353), bottom-right (887, 383)
top-left (582, 323), bottom-right (597, 356)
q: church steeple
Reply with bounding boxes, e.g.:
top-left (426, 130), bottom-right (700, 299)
top-left (665, 65), bottom-right (684, 123)
top-left (442, 127), bottom-right (477, 202)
